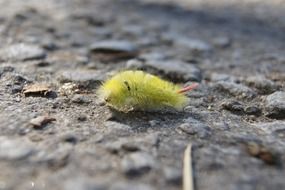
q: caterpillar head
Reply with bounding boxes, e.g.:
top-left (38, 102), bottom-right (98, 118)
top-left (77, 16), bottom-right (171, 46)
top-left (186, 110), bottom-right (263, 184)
top-left (97, 78), bottom-right (131, 110)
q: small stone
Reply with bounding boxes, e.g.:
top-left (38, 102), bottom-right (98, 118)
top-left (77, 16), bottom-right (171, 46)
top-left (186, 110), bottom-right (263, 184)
top-left (209, 73), bottom-right (237, 82)
top-left (90, 40), bottom-right (138, 61)
top-left (59, 82), bottom-right (80, 96)
top-left (22, 83), bottom-right (54, 97)
top-left (163, 167), bottom-right (182, 185)
top-left (245, 76), bottom-right (278, 94)
top-left (212, 36), bottom-right (231, 48)
top-left (58, 70), bottom-right (104, 89)
top-left (77, 114), bottom-right (87, 121)
top-left (121, 152), bottom-right (156, 176)
top-left (273, 128), bottom-right (285, 139)
top-left (177, 118), bottom-right (211, 138)
top-left (110, 183), bottom-right (154, 190)
top-left (47, 50), bottom-right (88, 65)
top-left (215, 81), bottom-right (256, 98)
top-left (132, 59), bottom-right (202, 82)
top-left (121, 142), bottom-right (141, 152)
top-left (105, 139), bottom-right (140, 154)
top-left (244, 106), bottom-right (261, 116)
top-left (63, 177), bottom-right (106, 190)
top-left (265, 91), bottom-right (285, 119)
top-left (71, 94), bottom-right (92, 104)
top-left (252, 121), bottom-right (285, 134)
top-left (60, 133), bottom-right (78, 144)
top-left (104, 121), bottom-right (132, 137)
top-left (126, 59), bottom-right (144, 69)
top-left (221, 100), bottom-right (244, 114)
top-left (29, 115), bottom-right (56, 129)
top-left (148, 120), bottom-right (160, 127)
top-left (0, 137), bottom-right (36, 160)
top-left (164, 33), bottom-right (212, 52)
top-left (0, 66), bottom-right (14, 77)
top-left (0, 43), bottom-right (46, 62)
top-left (139, 52), bottom-right (168, 61)
top-left (246, 142), bottom-right (280, 165)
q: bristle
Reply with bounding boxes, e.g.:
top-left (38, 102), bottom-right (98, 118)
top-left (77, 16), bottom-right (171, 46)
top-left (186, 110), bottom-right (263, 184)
top-left (177, 83), bottom-right (198, 94)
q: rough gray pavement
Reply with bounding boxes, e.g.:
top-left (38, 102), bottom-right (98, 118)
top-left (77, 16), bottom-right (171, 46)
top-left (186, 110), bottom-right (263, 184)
top-left (0, 0), bottom-right (284, 190)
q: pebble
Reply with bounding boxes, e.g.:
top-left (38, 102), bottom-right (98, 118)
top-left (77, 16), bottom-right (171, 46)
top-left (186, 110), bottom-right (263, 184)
top-left (58, 70), bottom-right (104, 89)
top-left (177, 118), bottom-right (212, 138)
top-left (244, 106), bottom-right (261, 116)
top-left (0, 137), bottom-right (36, 160)
top-left (29, 115), bottom-right (56, 129)
top-left (90, 41), bottom-right (138, 53)
top-left (165, 33), bottom-right (212, 52)
top-left (63, 177), bottom-right (107, 190)
top-left (104, 121), bottom-right (132, 137)
top-left (89, 40), bottom-right (138, 61)
top-left (121, 152), bottom-right (156, 176)
top-left (105, 139), bottom-right (140, 154)
top-left (212, 36), bottom-right (231, 48)
top-left (163, 167), bottom-right (182, 185)
top-left (246, 142), bottom-right (280, 165)
top-left (253, 121), bottom-right (285, 134)
top-left (0, 66), bottom-right (14, 77)
top-left (129, 59), bottom-right (202, 82)
top-left (209, 73), bottom-right (237, 82)
top-left (60, 133), bottom-right (78, 144)
top-left (178, 38), bottom-right (212, 52)
top-left (110, 183), bottom-right (154, 190)
top-left (265, 91), bottom-right (285, 119)
top-left (215, 81), bottom-right (256, 98)
top-left (244, 76), bottom-right (278, 94)
top-left (71, 94), bottom-right (92, 104)
top-left (221, 100), bottom-right (244, 114)
top-left (0, 43), bottom-right (46, 62)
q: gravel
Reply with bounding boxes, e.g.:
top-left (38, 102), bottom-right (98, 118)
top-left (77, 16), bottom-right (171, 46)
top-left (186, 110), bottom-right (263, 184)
top-left (265, 91), bottom-right (285, 119)
top-left (0, 0), bottom-right (284, 189)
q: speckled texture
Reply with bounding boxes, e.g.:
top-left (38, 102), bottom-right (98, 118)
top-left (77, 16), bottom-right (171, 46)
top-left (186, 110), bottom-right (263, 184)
top-left (0, 0), bottom-right (284, 190)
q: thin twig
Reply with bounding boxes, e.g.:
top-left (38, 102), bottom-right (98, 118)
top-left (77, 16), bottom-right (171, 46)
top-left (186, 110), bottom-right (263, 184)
top-left (183, 144), bottom-right (194, 190)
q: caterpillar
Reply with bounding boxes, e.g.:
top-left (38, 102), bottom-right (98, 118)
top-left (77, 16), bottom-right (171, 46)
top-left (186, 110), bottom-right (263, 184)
top-left (97, 70), bottom-right (198, 112)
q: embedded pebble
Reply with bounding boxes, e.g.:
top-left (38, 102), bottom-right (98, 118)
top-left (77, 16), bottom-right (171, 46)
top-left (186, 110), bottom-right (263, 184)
top-left (130, 59), bottom-right (202, 82)
top-left (58, 70), bottom-right (104, 89)
top-left (0, 43), bottom-right (46, 62)
top-left (244, 106), bottom-right (261, 116)
top-left (212, 36), bottom-right (231, 48)
top-left (0, 66), bottom-right (14, 77)
top-left (110, 183), bottom-right (154, 190)
top-left (246, 142), bottom-right (280, 165)
top-left (221, 100), bottom-right (244, 114)
top-left (105, 139), bottom-right (140, 154)
top-left (104, 121), bottom-right (132, 137)
top-left (244, 76), bottom-right (278, 94)
top-left (209, 73), bottom-right (237, 82)
top-left (121, 152), bottom-right (156, 176)
top-left (177, 118), bottom-right (212, 138)
top-left (29, 115), bottom-right (56, 129)
top-left (163, 167), bottom-right (182, 185)
top-left (71, 94), bottom-right (92, 104)
top-left (0, 137), bottom-right (36, 160)
top-left (90, 41), bottom-right (138, 53)
top-left (253, 121), bottom-right (285, 134)
top-left (165, 34), bottom-right (212, 52)
top-left (177, 38), bottom-right (212, 52)
top-left (215, 81), bottom-right (256, 98)
top-left (265, 91), bottom-right (285, 119)
top-left (63, 177), bottom-right (107, 190)
top-left (90, 40), bottom-right (138, 61)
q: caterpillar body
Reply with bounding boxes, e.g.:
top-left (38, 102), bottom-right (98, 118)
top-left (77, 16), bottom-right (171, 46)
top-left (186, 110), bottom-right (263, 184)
top-left (97, 70), bottom-right (198, 112)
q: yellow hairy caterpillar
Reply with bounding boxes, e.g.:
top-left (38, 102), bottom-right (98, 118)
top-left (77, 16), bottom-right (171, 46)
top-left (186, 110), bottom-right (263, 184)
top-left (97, 70), bottom-right (198, 112)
